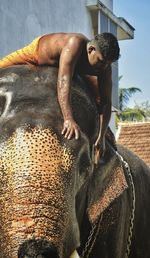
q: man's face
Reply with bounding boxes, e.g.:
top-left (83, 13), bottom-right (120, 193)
top-left (87, 45), bottom-right (112, 72)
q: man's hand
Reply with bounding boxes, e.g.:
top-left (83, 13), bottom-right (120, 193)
top-left (62, 119), bottom-right (80, 140)
top-left (94, 136), bottom-right (106, 164)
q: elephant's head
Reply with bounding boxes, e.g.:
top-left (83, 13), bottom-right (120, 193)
top-left (0, 66), bottom-right (99, 258)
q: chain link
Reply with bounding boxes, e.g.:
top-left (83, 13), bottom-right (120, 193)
top-left (116, 152), bottom-right (136, 258)
top-left (81, 214), bottom-right (103, 258)
top-left (81, 150), bottom-right (135, 258)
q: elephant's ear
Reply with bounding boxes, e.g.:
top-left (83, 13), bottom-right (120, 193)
top-left (87, 146), bottom-right (128, 224)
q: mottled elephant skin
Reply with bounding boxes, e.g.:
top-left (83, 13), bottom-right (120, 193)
top-left (0, 65), bottom-right (150, 258)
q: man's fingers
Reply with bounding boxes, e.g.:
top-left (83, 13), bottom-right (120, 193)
top-left (65, 126), bottom-right (72, 139)
top-left (94, 148), bottom-right (100, 165)
top-left (74, 128), bottom-right (79, 140)
top-left (94, 141), bottom-right (98, 147)
top-left (62, 121), bottom-right (80, 140)
top-left (62, 122), bottom-right (70, 136)
top-left (67, 128), bottom-right (74, 139)
top-left (62, 126), bottom-right (67, 135)
top-left (64, 129), bottom-right (70, 138)
top-left (65, 128), bottom-right (79, 140)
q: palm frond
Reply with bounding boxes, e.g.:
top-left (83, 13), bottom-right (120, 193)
top-left (119, 87), bottom-right (142, 111)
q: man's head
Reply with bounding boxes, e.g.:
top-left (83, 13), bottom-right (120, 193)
top-left (87, 32), bottom-right (120, 70)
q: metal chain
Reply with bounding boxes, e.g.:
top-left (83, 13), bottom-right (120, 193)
top-left (81, 214), bottom-right (103, 258)
top-left (81, 150), bottom-right (135, 258)
top-left (116, 152), bottom-right (136, 258)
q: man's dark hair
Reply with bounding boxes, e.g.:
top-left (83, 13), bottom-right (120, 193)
top-left (94, 32), bottom-right (120, 62)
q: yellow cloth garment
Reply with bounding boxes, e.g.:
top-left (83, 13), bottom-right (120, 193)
top-left (0, 36), bottom-right (41, 68)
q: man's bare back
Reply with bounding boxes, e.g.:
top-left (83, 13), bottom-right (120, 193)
top-left (38, 33), bottom-right (108, 75)
top-left (38, 33), bottom-right (95, 75)
top-left (38, 33), bottom-right (85, 65)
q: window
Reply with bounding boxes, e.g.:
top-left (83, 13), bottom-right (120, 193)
top-left (99, 11), bottom-right (117, 36)
top-left (90, 10), bottom-right (98, 35)
top-left (100, 12), bottom-right (108, 33)
top-left (99, 11), bottom-right (118, 108)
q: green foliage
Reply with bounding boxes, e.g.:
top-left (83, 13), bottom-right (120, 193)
top-left (119, 87), bottom-right (141, 111)
top-left (134, 101), bottom-right (150, 120)
top-left (117, 76), bottom-right (147, 122)
top-left (117, 107), bottom-right (146, 121)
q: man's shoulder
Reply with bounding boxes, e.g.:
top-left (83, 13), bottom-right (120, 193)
top-left (46, 32), bottom-right (87, 39)
top-left (63, 33), bottom-right (88, 54)
top-left (66, 33), bottom-right (88, 44)
top-left (44, 32), bottom-right (88, 47)
top-left (70, 33), bottom-right (87, 39)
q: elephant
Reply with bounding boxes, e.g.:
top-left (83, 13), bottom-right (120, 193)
top-left (0, 65), bottom-right (150, 258)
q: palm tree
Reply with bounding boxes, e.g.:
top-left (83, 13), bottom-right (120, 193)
top-left (117, 76), bottom-right (145, 121)
top-left (119, 87), bottom-right (142, 111)
top-left (120, 107), bottom-right (146, 121)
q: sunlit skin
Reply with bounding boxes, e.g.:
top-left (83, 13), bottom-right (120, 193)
top-left (37, 33), bottom-right (113, 160)
top-left (0, 33), bottom-right (113, 160)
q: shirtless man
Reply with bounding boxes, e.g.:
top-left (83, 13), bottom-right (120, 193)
top-left (0, 32), bottom-right (120, 160)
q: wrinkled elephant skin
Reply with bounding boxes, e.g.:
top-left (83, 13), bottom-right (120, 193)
top-left (0, 66), bottom-right (150, 258)
top-left (0, 66), bottom-right (96, 258)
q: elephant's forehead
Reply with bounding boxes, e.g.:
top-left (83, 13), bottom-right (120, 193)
top-left (0, 127), bottom-right (75, 256)
top-left (0, 127), bottom-right (74, 174)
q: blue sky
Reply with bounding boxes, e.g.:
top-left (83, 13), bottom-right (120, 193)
top-left (114, 0), bottom-right (150, 107)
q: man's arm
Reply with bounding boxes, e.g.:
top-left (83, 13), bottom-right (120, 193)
top-left (95, 65), bottom-right (112, 160)
top-left (57, 36), bottom-right (84, 139)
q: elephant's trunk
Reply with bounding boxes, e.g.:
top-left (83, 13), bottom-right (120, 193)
top-left (0, 126), bottom-right (79, 258)
top-left (18, 239), bottom-right (59, 258)
top-left (18, 239), bottom-right (80, 258)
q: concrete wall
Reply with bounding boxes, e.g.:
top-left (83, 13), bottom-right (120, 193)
top-left (0, 0), bottom-right (94, 57)
top-left (0, 0), bottom-right (118, 133)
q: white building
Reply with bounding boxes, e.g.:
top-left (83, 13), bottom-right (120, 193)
top-left (0, 0), bottom-right (135, 132)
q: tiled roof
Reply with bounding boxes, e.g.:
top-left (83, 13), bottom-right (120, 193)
top-left (116, 122), bottom-right (150, 167)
